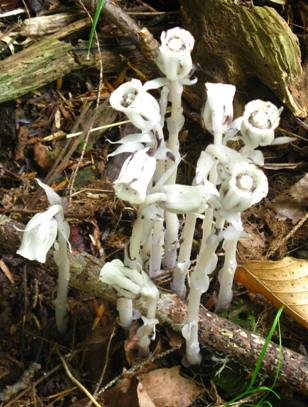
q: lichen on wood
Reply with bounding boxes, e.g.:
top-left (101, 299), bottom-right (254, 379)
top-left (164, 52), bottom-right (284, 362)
top-left (181, 0), bottom-right (306, 117)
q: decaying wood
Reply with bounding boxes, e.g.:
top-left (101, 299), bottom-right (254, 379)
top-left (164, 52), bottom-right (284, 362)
top-left (0, 34), bottom-right (138, 104)
top-left (20, 12), bottom-right (84, 36)
top-left (181, 0), bottom-right (307, 117)
top-left (1, 215), bottom-right (308, 396)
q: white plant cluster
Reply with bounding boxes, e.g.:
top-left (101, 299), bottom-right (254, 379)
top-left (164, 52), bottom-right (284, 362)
top-left (16, 27), bottom-right (288, 360)
top-left (101, 27), bottom-right (287, 361)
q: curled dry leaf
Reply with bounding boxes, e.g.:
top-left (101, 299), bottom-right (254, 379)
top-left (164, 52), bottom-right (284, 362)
top-left (137, 366), bottom-right (203, 407)
top-left (235, 257), bottom-right (308, 329)
top-left (290, 174), bottom-right (308, 203)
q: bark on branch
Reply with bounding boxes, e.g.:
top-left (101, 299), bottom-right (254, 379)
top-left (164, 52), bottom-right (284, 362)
top-left (0, 215), bottom-right (308, 395)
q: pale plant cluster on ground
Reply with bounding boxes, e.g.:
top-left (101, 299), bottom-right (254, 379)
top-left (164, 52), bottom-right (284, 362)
top-left (17, 27), bottom-right (291, 365)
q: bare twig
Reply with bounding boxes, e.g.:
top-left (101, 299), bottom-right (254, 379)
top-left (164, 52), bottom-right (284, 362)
top-left (57, 351), bottom-right (104, 407)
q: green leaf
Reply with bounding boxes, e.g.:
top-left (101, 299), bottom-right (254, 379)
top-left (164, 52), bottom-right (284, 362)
top-left (87, 0), bottom-right (106, 57)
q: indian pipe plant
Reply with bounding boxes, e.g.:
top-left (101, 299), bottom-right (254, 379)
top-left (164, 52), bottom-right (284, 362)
top-left (17, 27), bottom-right (290, 364)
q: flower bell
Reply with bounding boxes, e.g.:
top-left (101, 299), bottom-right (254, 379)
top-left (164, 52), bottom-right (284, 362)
top-left (220, 162), bottom-right (268, 213)
top-left (17, 179), bottom-right (70, 333)
top-left (156, 183), bottom-right (218, 214)
top-left (17, 204), bottom-right (62, 263)
top-left (113, 149), bottom-right (156, 204)
top-left (99, 259), bottom-right (144, 298)
top-left (156, 27), bottom-right (194, 81)
top-left (202, 83), bottom-right (236, 142)
top-left (109, 79), bottom-right (161, 131)
top-left (100, 259), bottom-right (159, 347)
top-left (240, 99), bottom-right (283, 148)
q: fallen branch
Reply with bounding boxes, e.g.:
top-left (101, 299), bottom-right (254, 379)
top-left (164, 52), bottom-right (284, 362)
top-left (1, 215), bottom-right (308, 395)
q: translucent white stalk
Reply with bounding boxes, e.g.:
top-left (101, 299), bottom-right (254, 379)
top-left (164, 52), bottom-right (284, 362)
top-left (137, 290), bottom-right (159, 351)
top-left (53, 225), bottom-right (70, 333)
top-left (117, 297), bottom-right (133, 328)
top-left (183, 235), bottom-right (220, 364)
top-left (53, 208), bottom-right (71, 333)
top-left (164, 80), bottom-right (184, 269)
top-left (216, 236), bottom-right (238, 312)
top-left (171, 212), bottom-right (197, 298)
top-left (150, 209), bottom-right (164, 278)
top-left (125, 214), bottom-right (144, 269)
top-left (173, 151), bottom-right (215, 298)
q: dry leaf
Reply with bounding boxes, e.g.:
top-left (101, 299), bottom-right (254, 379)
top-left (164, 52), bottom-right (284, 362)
top-left (236, 257), bottom-right (308, 329)
top-left (290, 174), bottom-right (308, 203)
top-left (138, 366), bottom-right (203, 407)
top-left (33, 142), bottom-right (54, 169)
top-left (273, 200), bottom-right (305, 224)
top-left (137, 383), bottom-right (156, 407)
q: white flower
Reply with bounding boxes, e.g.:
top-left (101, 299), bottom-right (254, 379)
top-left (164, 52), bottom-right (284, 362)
top-left (152, 183), bottom-right (219, 214)
top-left (99, 259), bottom-right (143, 298)
top-left (240, 100), bottom-right (283, 148)
top-left (109, 79), bottom-right (161, 131)
top-left (17, 204), bottom-right (62, 263)
top-left (113, 149), bottom-right (156, 204)
top-left (156, 27), bottom-right (194, 81)
top-left (220, 162), bottom-right (268, 213)
top-left (99, 259), bottom-right (158, 299)
top-left (202, 83), bottom-right (236, 139)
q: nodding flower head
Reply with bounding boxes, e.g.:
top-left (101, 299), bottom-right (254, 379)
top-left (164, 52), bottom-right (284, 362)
top-left (157, 27), bottom-right (195, 81)
top-left (99, 259), bottom-right (158, 299)
top-left (202, 82), bottom-right (236, 139)
top-left (109, 79), bottom-right (161, 131)
top-left (220, 162), bottom-right (268, 213)
top-left (113, 149), bottom-right (156, 205)
top-left (240, 99), bottom-right (282, 148)
top-left (17, 204), bottom-right (62, 263)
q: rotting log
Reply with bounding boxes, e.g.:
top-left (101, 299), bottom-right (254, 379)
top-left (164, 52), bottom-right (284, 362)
top-left (1, 215), bottom-right (308, 395)
top-left (181, 0), bottom-right (307, 117)
top-left (0, 35), bottom-right (136, 104)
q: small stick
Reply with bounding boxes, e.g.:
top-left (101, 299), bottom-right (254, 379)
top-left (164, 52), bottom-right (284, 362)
top-left (58, 351), bottom-right (104, 407)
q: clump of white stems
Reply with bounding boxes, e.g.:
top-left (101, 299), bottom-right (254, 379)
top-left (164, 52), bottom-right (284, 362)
top-left (181, 92), bottom-right (283, 365)
top-left (17, 179), bottom-right (70, 333)
top-left (99, 259), bottom-right (159, 351)
top-left (106, 27), bottom-right (287, 362)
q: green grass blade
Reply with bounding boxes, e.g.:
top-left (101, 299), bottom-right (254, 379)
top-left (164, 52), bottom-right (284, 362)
top-left (87, 0), bottom-right (106, 57)
top-left (248, 306), bottom-right (284, 389)
top-left (225, 385), bottom-right (280, 405)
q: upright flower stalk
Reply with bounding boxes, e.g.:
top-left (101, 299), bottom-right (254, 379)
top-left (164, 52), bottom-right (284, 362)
top-left (105, 27), bottom-right (283, 363)
top-left (17, 179), bottom-right (70, 333)
top-left (156, 27), bottom-right (196, 270)
top-left (172, 83), bottom-right (236, 298)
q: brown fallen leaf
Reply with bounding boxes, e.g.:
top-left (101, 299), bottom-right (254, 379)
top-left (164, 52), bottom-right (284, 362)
top-left (235, 257), bottom-right (308, 329)
top-left (290, 174), bottom-right (308, 203)
top-left (138, 366), bottom-right (203, 407)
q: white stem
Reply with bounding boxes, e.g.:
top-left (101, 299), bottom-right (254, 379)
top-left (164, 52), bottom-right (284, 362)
top-left (184, 235), bottom-right (220, 364)
top-left (164, 212), bottom-right (179, 269)
top-left (199, 163), bottom-right (218, 251)
top-left (150, 210), bottom-right (164, 278)
top-left (216, 237), bottom-right (238, 312)
top-left (171, 212), bottom-right (197, 298)
top-left (137, 292), bottom-right (159, 351)
top-left (185, 287), bottom-right (202, 364)
top-left (163, 80), bottom-right (184, 270)
top-left (53, 226), bottom-right (70, 334)
top-left (140, 219), bottom-right (153, 270)
top-left (117, 297), bottom-right (133, 328)
top-left (126, 213), bottom-right (144, 268)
